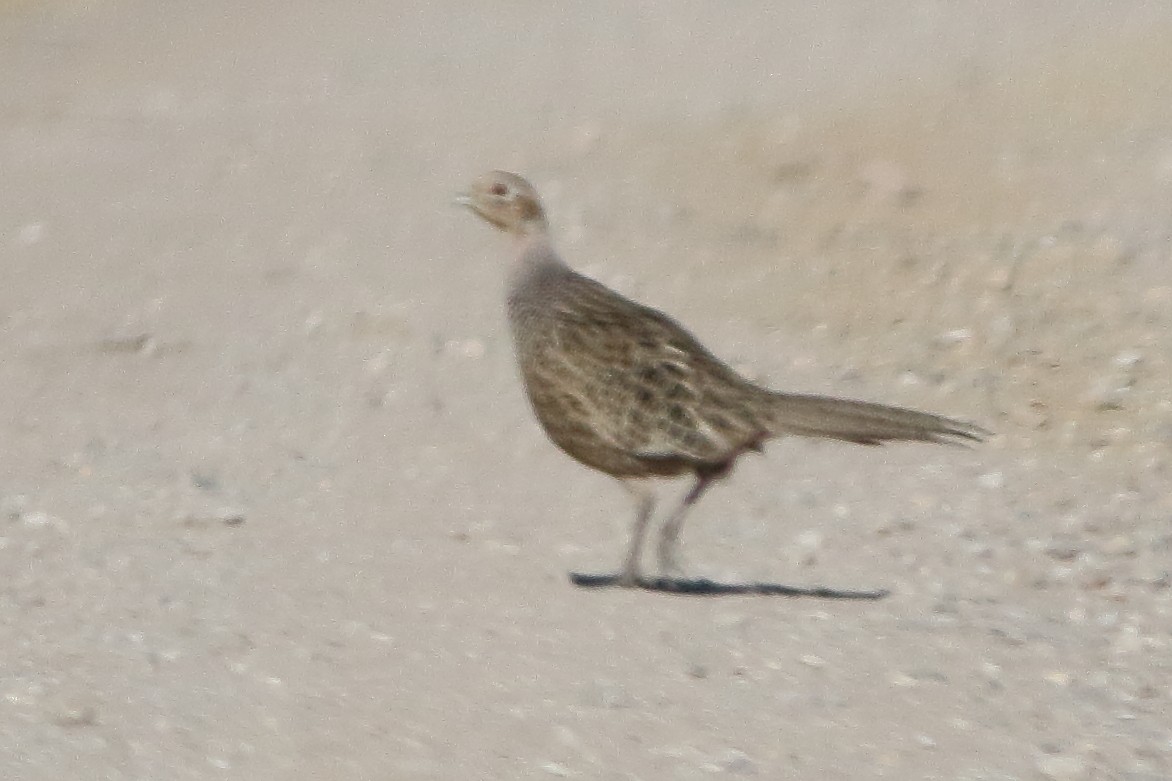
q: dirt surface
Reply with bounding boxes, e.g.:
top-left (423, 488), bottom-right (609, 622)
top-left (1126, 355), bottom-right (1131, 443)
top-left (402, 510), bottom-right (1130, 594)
top-left (3, 2), bottom-right (1172, 779)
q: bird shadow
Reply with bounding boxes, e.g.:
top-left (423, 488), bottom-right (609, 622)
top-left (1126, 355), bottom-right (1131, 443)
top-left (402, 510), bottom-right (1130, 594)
top-left (569, 572), bottom-right (889, 600)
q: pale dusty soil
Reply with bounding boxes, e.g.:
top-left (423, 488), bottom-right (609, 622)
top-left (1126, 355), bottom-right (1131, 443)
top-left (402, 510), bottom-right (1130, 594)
top-left (2, 2), bottom-right (1172, 780)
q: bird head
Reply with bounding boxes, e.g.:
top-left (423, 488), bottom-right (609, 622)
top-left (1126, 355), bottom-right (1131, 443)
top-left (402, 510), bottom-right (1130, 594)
top-left (456, 171), bottom-right (548, 236)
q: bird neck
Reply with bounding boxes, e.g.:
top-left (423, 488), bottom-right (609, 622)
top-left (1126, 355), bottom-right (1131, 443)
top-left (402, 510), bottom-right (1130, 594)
top-left (509, 231), bottom-right (569, 291)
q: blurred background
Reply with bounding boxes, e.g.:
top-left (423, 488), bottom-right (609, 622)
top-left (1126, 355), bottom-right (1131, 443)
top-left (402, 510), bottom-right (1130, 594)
top-left (2, 2), bottom-right (1171, 779)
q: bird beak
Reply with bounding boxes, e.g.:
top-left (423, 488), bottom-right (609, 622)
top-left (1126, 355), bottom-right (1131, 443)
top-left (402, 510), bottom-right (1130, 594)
top-left (453, 193), bottom-right (474, 209)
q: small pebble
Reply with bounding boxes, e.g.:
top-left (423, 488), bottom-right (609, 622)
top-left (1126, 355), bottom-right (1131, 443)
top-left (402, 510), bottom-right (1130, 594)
top-left (1112, 349), bottom-right (1143, 369)
top-left (936, 328), bottom-right (973, 346)
top-left (1100, 535), bottom-right (1135, 556)
top-left (444, 338), bottom-right (486, 359)
top-left (22, 511), bottom-right (54, 527)
top-left (1045, 538), bottom-right (1080, 561)
top-left (1035, 753), bottom-right (1088, 781)
top-left (217, 507), bottom-right (247, 526)
top-left (303, 310), bottom-right (324, 334)
top-left (579, 680), bottom-right (630, 709)
top-left (541, 762), bottom-right (571, 777)
top-left (18, 223), bottom-right (45, 245)
top-left (978, 471), bottom-right (1005, 489)
top-left (49, 703), bottom-right (98, 728)
top-left (705, 749), bottom-right (757, 776)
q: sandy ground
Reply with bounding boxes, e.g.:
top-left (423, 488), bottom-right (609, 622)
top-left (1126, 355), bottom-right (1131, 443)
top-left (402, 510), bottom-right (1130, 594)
top-left (3, 2), bottom-right (1172, 779)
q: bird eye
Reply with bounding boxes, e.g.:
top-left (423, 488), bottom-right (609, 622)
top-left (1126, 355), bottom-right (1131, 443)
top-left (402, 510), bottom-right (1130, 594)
top-left (489, 182), bottom-right (509, 197)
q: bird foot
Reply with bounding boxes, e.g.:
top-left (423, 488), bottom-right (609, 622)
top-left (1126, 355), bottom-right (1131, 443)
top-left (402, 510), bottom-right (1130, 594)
top-left (655, 546), bottom-right (688, 581)
top-left (614, 568), bottom-right (642, 589)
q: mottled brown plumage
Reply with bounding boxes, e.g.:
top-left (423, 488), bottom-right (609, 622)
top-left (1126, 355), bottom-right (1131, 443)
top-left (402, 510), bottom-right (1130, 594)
top-left (458, 170), bottom-right (987, 587)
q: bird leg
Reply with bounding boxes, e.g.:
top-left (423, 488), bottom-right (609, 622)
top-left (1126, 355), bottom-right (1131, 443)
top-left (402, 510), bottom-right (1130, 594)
top-left (656, 473), bottom-right (717, 577)
top-left (618, 480), bottom-right (656, 587)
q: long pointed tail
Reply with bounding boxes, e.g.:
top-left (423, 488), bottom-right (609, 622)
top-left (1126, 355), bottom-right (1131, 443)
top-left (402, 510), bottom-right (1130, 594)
top-left (766, 392), bottom-right (989, 446)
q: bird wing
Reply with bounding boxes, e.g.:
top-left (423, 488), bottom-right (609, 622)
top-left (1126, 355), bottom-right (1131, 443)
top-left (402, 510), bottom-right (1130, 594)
top-left (535, 275), bottom-right (768, 465)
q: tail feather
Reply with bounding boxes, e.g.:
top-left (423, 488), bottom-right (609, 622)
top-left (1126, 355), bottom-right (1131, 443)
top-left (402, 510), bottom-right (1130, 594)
top-left (767, 392), bottom-right (988, 446)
